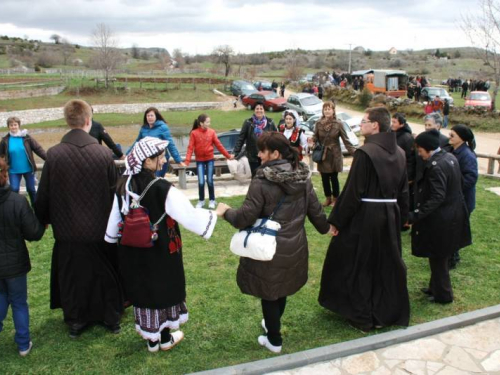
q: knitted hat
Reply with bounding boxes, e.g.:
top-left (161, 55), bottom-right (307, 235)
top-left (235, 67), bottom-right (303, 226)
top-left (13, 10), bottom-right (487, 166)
top-left (125, 136), bottom-right (169, 175)
top-left (415, 129), bottom-right (440, 151)
top-left (452, 124), bottom-right (476, 151)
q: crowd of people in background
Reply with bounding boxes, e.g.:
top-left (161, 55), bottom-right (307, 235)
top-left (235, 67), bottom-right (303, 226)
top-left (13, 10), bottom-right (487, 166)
top-left (0, 95), bottom-right (482, 359)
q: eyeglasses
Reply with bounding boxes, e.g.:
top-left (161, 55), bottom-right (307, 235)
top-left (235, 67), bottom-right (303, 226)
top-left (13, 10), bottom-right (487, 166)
top-left (360, 120), bottom-right (372, 124)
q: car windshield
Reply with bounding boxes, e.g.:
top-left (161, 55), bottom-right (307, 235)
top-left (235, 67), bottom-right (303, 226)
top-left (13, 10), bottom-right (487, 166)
top-left (336, 113), bottom-right (351, 121)
top-left (242, 84), bottom-right (255, 90)
top-left (428, 88), bottom-right (447, 96)
top-left (264, 92), bottom-right (279, 99)
top-left (300, 96), bottom-right (322, 106)
top-left (470, 92), bottom-right (490, 100)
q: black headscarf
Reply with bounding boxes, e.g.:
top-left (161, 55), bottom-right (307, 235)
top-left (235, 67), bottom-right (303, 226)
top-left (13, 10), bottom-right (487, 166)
top-left (452, 124), bottom-right (476, 151)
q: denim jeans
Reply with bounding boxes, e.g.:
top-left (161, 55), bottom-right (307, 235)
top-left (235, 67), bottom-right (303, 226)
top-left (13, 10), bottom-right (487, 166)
top-left (443, 115), bottom-right (449, 129)
top-left (9, 172), bottom-right (37, 206)
top-left (0, 274), bottom-right (31, 351)
top-left (196, 160), bottom-right (215, 201)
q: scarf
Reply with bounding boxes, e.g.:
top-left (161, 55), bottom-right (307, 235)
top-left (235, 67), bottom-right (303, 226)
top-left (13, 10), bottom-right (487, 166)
top-left (9, 129), bottom-right (28, 137)
top-left (252, 115), bottom-right (267, 138)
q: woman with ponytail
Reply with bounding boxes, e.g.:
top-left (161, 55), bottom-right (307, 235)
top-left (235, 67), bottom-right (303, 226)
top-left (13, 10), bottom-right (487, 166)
top-left (216, 132), bottom-right (331, 354)
top-left (448, 124), bottom-right (478, 269)
top-left (184, 114), bottom-right (234, 209)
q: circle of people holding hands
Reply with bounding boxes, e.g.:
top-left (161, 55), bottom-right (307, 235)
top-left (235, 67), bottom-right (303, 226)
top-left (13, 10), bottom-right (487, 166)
top-left (0, 98), bottom-right (476, 357)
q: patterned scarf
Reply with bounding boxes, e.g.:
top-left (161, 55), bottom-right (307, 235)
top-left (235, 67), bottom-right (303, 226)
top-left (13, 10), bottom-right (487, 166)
top-left (252, 115), bottom-right (267, 137)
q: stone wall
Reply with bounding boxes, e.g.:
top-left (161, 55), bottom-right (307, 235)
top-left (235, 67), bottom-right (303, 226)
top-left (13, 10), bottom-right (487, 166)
top-left (0, 85), bottom-right (66, 100)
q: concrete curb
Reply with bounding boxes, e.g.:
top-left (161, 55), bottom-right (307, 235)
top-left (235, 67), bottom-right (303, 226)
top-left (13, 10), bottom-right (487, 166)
top-left (189, 304), bottom-right (500, 375)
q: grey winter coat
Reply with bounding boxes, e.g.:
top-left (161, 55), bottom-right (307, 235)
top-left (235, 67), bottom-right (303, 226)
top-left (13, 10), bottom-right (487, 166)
top-left (224, 160), bottom-right (330, 300)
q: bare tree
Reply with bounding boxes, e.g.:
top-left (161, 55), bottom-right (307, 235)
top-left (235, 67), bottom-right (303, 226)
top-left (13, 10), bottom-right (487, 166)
top-left (61, 39), bottom-right (74, 65)
top-left (461, 0), bottom-right (500, 110)
top-left (90, 23), bottom-right (123, 89)
top-left (131, 44), bottom-right (140, 59)
top-left (172, 48), bottom-right (185, 70)
top-left (213, 45), bottom-right (235, 77)
top-left (157, 49), bottom-right (171, 71)
top-left (50, 34), bottom-right (61, 44)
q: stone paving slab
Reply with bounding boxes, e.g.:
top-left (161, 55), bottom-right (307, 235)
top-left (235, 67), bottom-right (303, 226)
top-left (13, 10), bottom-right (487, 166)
top-left (190, 304), bottom-right (500, 375)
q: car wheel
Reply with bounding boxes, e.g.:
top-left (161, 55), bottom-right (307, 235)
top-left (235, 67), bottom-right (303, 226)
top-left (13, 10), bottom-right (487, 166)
top-left (247, 104), bottom-right (252, 110)
top-left (267, 106), bottom-right (274, 112)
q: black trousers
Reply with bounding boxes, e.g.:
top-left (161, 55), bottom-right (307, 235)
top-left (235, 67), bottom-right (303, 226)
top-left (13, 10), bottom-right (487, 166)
top-left (249, 161), bottom-right (261, 178)
top-left (429, 257), bottom-right (453, 303)
top-left (261, 297), bottom-right (287, 346)
top-left (321, 172), bottom-right (339, 198)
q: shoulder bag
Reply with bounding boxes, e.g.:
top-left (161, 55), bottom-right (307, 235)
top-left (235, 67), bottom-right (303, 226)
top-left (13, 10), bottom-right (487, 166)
top-left (312, 141), bottom-right (324, 163)
top-left (229, 196), bottom-right (285, 261)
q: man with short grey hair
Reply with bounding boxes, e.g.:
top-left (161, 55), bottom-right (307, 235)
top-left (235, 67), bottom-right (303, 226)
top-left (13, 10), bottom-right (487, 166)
top-left (424, 113), bottom-right (450, 149)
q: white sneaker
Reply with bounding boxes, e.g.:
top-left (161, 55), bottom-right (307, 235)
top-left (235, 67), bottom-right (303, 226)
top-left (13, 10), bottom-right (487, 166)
top-left (196, 201), bottom-right (205, 208)
top-left (160, 330), bottom-right (184, 351)
top-left (147, 340), bottom-right (159, 353)
top-left (208, 200), bottom-right (216, 209)
top-left (258, 335), bottom-right (282, 353)
top-left (261, 319), bottom-right (268, 333)
top-left (19, 341), bottom-right (33, 357)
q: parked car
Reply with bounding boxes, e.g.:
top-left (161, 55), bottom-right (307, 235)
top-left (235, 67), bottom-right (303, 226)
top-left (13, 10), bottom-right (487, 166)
top-left (300, 119), bottom-right (359, 155)
top-left (253, 81), bottom-right (273, 91)
top-left (230, 80), bottom-right (258, 97)
top-left (421, 87), bottom-right (454, 105)
top-left (242, 91), bottom-right (287, 112)
top-left (285, 93), bottom-right (323, 120)
top-left (336, 112), bottom-right (361, 134)
top-left (299, 73), bottom-right (316, 84)
top-left (175, 129), bottom-right (241, 176)
top-left (465, 91), bottom-right (492, 109)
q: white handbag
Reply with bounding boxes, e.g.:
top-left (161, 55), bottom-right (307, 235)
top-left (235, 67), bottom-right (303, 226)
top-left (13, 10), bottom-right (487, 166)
top-left (229, 196), bottom-right (285, 261)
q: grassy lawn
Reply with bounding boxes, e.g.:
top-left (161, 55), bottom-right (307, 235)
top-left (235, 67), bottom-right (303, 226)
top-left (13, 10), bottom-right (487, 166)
top-left (1, 175), bottom-right (499, 374)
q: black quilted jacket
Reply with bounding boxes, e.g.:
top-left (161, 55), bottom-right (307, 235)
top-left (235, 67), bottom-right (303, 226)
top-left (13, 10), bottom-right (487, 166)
top-left (34, 129), bottom-right (117, 242)
top-left (0, 186), bottom-right (44, 279)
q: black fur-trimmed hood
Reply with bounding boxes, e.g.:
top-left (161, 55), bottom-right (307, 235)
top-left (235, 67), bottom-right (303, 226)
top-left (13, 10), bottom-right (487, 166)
top-left (256, 160), bottom-right (311, 195)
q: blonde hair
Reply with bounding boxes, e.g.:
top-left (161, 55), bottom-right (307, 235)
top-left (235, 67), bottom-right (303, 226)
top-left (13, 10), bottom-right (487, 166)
top-left (64, 99), bottom-right (92, 128)
top-left (322, 100), bottom-right (336, 118)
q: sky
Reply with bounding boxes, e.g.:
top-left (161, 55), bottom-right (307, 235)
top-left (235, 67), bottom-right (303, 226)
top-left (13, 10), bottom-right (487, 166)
top-left (0, 0), bottom-right (478, 55)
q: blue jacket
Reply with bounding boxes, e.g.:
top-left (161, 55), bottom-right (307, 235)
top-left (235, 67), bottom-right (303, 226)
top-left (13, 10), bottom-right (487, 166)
top-left (130, 120), bottom-right (182, 163)
top-left (453, 144), bottom-right (478, 215)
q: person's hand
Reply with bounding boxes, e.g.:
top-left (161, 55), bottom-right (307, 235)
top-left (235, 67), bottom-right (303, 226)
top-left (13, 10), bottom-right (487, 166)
top-left (228, 155), bottom-right (235, 160)
top-left (119, 155), bottom-right (126, 160)
top-left (215, 202), bottom-right (231, 217)
top-left (328, 224), bottom-right (339, 236)
top-left (179, 162), bottom-right (187, 168)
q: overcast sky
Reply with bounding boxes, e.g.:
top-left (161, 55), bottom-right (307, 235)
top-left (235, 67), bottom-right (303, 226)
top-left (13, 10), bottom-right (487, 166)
top-left (0, 0), bottom-right (477, 54)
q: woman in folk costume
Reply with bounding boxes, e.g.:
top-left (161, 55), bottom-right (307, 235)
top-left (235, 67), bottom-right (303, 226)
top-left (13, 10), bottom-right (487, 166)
top-left (278, 110), bottom-right (308, 161)
top-left (105, 137), bottom-right (217, 352)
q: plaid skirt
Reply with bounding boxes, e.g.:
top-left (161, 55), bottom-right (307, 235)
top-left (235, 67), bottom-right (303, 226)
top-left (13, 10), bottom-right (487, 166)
top-left (133, 301), bottom-right (188, 341)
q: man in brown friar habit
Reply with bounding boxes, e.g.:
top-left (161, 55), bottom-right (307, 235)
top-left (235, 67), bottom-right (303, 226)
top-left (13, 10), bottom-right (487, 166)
top-left (318, 106), bottom-right (410, 332)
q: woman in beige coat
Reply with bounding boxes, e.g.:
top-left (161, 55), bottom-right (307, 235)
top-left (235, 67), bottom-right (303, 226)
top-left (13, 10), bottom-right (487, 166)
top-left (313, 101), bottom-right (356, 206)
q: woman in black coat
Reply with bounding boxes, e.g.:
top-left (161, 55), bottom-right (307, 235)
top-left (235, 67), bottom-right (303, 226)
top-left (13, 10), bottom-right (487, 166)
top-left (0, 158), bottom-right (44, 356)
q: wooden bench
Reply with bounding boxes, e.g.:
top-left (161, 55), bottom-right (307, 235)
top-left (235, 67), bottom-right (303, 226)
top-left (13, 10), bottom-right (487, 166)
top-left (477, 152), bottom-right (500, 176)
top-left (171, 159), bottom-right (228, 189)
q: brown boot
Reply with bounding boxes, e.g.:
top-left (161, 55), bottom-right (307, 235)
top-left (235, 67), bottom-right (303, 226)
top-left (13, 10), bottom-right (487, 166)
top-left (330, 196), bottom-right (337, 207)
top-left (322, 196), bottom-right (333, 207)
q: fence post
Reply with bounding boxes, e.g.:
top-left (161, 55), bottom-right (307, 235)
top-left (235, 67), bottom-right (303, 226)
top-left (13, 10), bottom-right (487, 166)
top-left (488, 158), bottom-right (495, 175)
top-left (154, 77), bottom-right (156, 90)
top-left (165, 78), bottom-right (168, 91)
top-left (193, 77), bottom-right (196, 90)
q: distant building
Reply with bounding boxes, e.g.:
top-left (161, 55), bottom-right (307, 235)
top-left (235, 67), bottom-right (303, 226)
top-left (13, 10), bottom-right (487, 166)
top-left (354, 46), bottom-right (365, 53)
top-left (389, 47), bottom-right (398, 55)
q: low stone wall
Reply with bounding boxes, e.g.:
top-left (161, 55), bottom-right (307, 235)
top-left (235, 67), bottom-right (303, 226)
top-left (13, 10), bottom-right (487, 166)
top-left (0, 101), bottom-right (229, 126)
top-left (0, 85), bottom-right (66, 100)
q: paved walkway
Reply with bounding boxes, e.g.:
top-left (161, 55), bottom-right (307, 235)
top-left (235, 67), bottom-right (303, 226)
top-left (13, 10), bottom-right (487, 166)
top-left (268, 317), bottom-right (500, 375)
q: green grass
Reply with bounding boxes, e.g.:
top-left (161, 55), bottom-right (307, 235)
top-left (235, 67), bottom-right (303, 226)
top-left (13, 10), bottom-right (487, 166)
top-left (23, 109), bottom-right (285, 132)
top-left (1, 175), bottom-right (499, 374)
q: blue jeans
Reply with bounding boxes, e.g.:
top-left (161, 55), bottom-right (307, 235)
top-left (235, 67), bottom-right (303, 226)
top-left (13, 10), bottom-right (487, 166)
top-left (0, 274), bottom-right (31, 351)
top-left (9, 172), bottom-right (37, 205)
top-left (443, 115), bottom-right (449, 129)
top-left (196, 160), bottom-right (215, 201)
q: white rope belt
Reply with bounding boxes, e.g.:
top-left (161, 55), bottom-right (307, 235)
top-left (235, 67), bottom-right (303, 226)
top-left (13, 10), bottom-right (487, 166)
top-left (361, 198), bottom-right (397, 203)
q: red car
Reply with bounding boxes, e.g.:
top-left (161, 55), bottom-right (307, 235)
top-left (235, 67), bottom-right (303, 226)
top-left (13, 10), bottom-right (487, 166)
top-left (465, 91), bottom-right (492, 110)
top-left (242, 91), bottom-right (287, 112)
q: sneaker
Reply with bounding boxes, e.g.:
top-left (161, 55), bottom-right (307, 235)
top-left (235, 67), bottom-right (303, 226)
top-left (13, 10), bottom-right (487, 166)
top-left (261, 319), bottom-right (268, 334)
top-left (196, 200), bottom-right (205, 208)
top-left (147, 340), bottom-right (159, 353)
top-left (160, 330), bottom-right (184, 351)
top-left (208, 200), bottom-right (216, 209)
top-left (19, 341), bottom-right (33, 357)
top-left (258, 335), bottom-right (282, 353)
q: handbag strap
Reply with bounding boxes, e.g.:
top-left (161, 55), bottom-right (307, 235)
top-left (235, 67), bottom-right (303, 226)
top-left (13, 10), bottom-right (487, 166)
top-left (268, 195), bottom-right (286, 220)
top-left (136, 178), bottom-right (168, 226)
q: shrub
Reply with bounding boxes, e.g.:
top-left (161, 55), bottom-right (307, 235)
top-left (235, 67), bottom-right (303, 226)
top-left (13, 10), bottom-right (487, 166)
top-left (358, 88), bottom-right (373, 108)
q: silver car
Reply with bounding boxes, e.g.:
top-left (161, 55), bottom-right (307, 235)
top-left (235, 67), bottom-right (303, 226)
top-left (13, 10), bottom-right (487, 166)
top-left (285, 93), bottom-right (323, 120)
top-left (299, 119), bottom-right (359, 155)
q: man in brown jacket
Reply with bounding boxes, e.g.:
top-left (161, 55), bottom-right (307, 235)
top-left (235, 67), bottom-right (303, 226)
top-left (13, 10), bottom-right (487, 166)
top-left (35, 99), bottom-right (123, 338)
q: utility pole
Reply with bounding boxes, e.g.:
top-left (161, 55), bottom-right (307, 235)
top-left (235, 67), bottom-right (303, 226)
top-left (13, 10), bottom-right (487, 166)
top-left (348, 43), bottom-right (352, 74)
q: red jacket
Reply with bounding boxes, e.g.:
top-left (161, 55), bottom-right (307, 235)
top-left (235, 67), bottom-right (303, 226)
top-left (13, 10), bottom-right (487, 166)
top-left (184, 127), bottom-right (231, 163)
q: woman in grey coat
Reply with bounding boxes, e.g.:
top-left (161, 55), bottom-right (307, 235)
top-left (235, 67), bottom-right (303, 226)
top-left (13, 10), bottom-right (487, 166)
top-left (216, 132), bottom-right (331, 353)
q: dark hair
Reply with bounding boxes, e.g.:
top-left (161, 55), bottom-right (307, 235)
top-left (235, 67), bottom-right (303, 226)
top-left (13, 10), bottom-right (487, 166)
top-left (257, 132), bottom-right (299, 169)
top-left (366, 107), bottom-right (391, 132)
top-left (392, 112), bottom-right (406, 126)
top-left (192, 114), bottom-right (209, 132)
top-left (254, 102), bottom-right (265, 110)
top-left (143, 107), bottom-right (166, 127)
top-left (116, 150), bottom-right (165, 196)
top-left (7, 116), bottom-right (21, 127)
top-left (0, 158), bottom-right (8, 187)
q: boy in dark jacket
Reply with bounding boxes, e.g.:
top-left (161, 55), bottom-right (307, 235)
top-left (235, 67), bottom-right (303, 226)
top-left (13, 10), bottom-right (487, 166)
top-left (0, 158), bottom-right (44, 356)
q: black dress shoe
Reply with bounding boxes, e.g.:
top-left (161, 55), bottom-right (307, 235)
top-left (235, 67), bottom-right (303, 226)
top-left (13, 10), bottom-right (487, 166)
top-left (347, 319), bottom-right (373, 333)
top-left (428, 296), bottom-right (453, 304)
top-left (68, 323), bottom-right (88, 339)
top-left (420, 288), bottom-right (433, 296)
top-left (103, 322), bottom-right (121, 334)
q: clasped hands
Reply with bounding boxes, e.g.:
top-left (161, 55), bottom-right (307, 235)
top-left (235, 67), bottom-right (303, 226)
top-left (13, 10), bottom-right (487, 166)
top-left (215, 202), bottom-right (231, 217)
